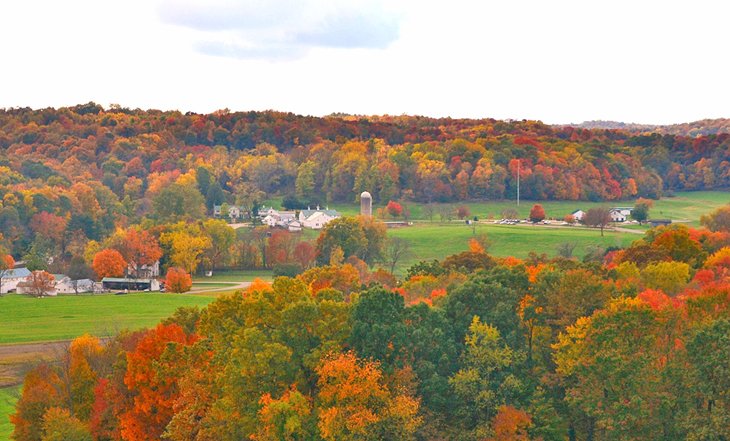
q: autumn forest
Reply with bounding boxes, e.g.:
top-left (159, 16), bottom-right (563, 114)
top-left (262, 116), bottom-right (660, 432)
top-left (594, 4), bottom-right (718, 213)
top-left (2, 104), bottom-right (730, 440)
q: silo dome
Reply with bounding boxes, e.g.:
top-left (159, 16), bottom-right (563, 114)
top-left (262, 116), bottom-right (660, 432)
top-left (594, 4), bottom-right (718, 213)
top-left (360, 191), bottom-right (372, 217)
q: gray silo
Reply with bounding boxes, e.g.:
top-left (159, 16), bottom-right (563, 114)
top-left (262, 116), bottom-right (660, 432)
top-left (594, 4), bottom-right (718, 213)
top-left (360, 191), bottom-right (372, 217)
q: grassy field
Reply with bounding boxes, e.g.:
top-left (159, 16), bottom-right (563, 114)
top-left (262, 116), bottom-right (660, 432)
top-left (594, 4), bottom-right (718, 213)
top-left (192, 269), bottom-right (273, 282)
top-left (388, 223), bottom-right (638, 272)
top-left (0, 293), bottom-right (219, 345)
top-left (270, 191), bottom-right (727, 224)
top-left (0, 386), bottom-right (18, 440)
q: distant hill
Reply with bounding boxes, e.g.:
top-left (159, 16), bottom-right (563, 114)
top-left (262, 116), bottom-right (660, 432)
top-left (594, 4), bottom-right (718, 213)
top-left (565, 118), bottom-right (730, 137)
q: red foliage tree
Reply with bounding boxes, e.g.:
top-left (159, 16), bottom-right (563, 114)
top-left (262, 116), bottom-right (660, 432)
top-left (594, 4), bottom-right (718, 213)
top-left (456, 205), bottom-right (471, 220)
top-left (293, 241), bottom-right (316, 269)
top-left (164, 267), bottom-right (192, 293)
top-left (529, 204), bottom-right (546, 223)
top-left (386, 200), bottom-right (403, 219)
top-left (29, 211), bottom-right (67, 245)
top-left (89, 378), bottom-right (120, 441)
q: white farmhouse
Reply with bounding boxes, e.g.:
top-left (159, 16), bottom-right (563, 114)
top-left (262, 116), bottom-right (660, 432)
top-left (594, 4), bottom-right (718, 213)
top-left (213, 205), bottom-right (244, 220)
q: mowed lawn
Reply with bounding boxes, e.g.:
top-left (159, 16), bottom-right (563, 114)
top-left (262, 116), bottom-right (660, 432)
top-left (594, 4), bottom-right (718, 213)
top-left (0, 293), bottom-right (219, 345)
top-left (0, 386), bottom-right (19, 440)
top-left (388, 223), bottom-right (638, 272)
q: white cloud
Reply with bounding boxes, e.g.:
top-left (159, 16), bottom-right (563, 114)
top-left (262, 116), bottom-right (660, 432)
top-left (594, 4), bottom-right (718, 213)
top-left (157, 0), bottom-right (402, 60)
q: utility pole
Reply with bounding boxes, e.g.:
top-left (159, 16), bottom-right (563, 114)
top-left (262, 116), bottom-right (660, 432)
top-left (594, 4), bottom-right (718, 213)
top-left (517, 159), bottom-right (520, 206)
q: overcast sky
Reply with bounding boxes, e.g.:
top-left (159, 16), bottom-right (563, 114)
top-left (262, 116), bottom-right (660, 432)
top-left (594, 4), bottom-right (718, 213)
top-left (1, 0), bottom-right (728, 124)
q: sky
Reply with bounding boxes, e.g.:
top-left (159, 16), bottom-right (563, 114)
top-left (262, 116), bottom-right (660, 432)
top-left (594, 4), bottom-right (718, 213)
top-left (0, 0), bottom-right (728, 124)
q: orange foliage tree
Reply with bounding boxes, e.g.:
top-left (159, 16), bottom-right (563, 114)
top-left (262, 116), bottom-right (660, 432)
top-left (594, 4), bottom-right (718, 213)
top-left (316, 351), bottom-right (421, 440)
top-left (26, 270), bottom-right (56, 297)
top-left (68, 334), bottom-right (105, 421)
top-left (164, 267), bottom-right (192, 293)
top-left (119, 228), bottom-right (163, 278)
top-left (489, 405), bottom-right (533, 441)
top-left (11, 363), bottom-right (63, 441)
top-left (92, 249), bottom-right (127, 280)
top-left (120, 323), bottom-right (196, 441)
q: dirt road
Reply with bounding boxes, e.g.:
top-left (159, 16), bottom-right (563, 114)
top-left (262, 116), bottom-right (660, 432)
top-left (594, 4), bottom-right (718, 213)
top-left (0, 341), bottom-right (72, 387)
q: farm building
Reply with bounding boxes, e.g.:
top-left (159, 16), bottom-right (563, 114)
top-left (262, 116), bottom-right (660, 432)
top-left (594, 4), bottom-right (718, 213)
top-left (262, 211), bottom-right (297, 228)
top-left (0, 267), bottom-right (31, 294)
top-left (299, 207), bottom-right (340, 229)
top-left (213, 204), bottom-right (244, 220)
top-left (571, 210), bottom-right (586, 221)
top-left (102, 278), bottom-right (161, 292)
top-left (609, 208), bottom-right (628, 222)
top-left (54, 275), bottom-right (96, 294)
top-left (649, 219), bottom-right (672, 227)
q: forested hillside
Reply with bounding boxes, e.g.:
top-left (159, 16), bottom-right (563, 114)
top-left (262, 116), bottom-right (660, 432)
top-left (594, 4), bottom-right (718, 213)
top-left (3, 103), bottom-right (729, 269)
top-left (2, 104), bottom-right (729, 212)
top-left (569, 118), bottom-right (730, 137)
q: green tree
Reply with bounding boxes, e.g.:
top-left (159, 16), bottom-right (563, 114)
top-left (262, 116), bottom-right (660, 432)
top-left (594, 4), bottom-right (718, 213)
top-left (631, 198), bottom-right (652, 224)
top-left (315, 217), bottom-right (367, 265)
top-left (449, 317), bottom-right (523, 437)
top-left (295, 161), bottom-right (316, 199)
top-left (203, 219), bottom-right (235, 271)
top-left (205, 181), bottom-right (225, 212)
top-left (152, 182), bottom-right (205, 222)
top-left (640, 261), bottom-right (690, 295)
top-left (554, 298), bottom-right (668, 440)
top-left (682, 318), bottom-right (730, 439)
top-left (349, 287), bottom-right (408, 372)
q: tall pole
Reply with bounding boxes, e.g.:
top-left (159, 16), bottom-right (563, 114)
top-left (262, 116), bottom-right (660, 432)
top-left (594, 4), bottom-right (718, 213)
top-left (517, 159), bottom-right (520, 206)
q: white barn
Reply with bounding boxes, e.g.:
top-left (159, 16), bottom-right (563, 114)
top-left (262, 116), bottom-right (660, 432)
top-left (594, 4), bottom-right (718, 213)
top-left (0, 267), bottom-right (31, 294)
top-left (571, 209), bottom-right (586, 222)
top-left (609, 208), bottom-right (628, 223)
top-left (299, 207), bottom-right (341, 229)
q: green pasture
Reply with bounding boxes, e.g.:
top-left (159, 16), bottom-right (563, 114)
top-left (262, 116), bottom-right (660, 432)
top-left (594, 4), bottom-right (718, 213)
top-left (0, 386), bottom-right (19, 441)
top-left (271, 191), bottom-right (727, 224)
top-left (193, 269), bottom-right (273, 282)
top-left (0, 293), bottom-right (219, 345)
top-left (388, 223), bottom-right (638, 272)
